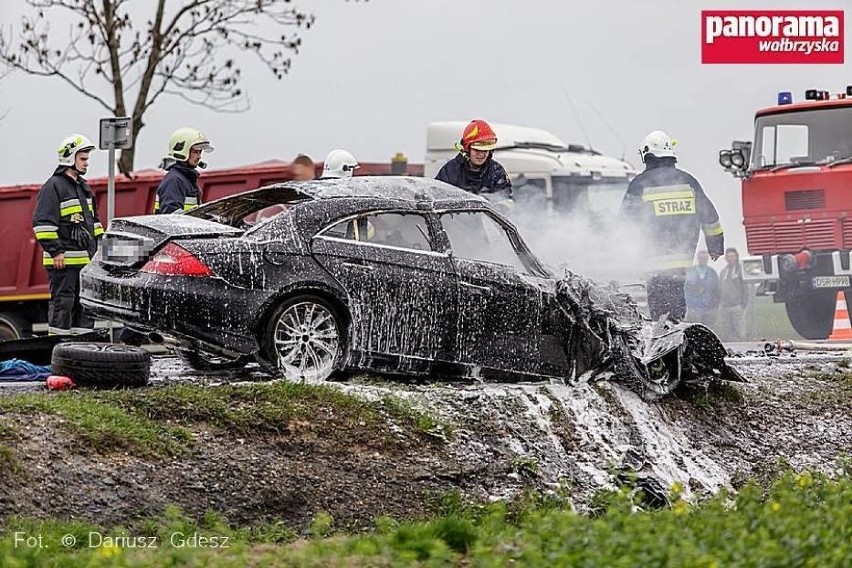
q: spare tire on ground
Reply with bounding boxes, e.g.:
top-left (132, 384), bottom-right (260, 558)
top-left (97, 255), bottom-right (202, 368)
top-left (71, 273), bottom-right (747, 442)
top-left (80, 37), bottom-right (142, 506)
top-left (51, 342), bottom-right (150, 388)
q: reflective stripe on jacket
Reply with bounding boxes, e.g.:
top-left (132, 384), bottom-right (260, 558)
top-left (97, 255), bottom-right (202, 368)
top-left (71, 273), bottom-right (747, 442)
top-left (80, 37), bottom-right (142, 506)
top-left (154, 164), bottom-right (201, 214)
top-left (32, 166), bottom-right (102, 267)
top-left (619, 157), bottom-right (724, 273)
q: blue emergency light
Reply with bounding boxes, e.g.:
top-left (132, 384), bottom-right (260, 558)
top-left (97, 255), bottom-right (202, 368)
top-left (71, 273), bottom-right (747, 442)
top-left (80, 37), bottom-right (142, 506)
top-left (777, 91), bottom-right (793, 105)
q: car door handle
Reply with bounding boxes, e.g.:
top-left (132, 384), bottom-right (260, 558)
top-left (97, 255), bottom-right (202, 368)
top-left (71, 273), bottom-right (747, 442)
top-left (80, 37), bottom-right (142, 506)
top-left (460, 281), bottom-right (492, 296)
top-left (342, 260), bottom-right (374, 271)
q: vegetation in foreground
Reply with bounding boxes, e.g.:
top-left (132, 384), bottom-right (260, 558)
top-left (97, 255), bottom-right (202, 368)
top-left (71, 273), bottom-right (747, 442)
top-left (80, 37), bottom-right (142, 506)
top-left (0, 382), bottom-right (450, 460)
top-left (1, 468), bottom-right (849, 567)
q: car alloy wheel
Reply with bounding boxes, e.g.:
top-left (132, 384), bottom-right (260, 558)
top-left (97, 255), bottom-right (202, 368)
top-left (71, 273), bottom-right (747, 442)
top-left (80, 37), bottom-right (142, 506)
top-left (271, 298), bottom-right (341, 381)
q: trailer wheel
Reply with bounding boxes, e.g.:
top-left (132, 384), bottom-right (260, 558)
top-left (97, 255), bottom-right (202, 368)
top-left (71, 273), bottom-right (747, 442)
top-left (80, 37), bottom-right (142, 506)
top-left (51, 342), bottom-right (150, 388)
top-left (785, 291), bottom-right (835, 340)
top-left (0, 312), bottom-right (31, 341)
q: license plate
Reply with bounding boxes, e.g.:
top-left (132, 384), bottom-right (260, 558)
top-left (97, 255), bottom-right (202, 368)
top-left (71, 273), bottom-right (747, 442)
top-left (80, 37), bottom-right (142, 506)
top-left (812, 276), bottom-right (850, 289)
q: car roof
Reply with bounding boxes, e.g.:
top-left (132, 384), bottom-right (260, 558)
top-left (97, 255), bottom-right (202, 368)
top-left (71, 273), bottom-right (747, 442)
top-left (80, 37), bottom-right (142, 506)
top-left (270, 175), bottom-right (488, 205)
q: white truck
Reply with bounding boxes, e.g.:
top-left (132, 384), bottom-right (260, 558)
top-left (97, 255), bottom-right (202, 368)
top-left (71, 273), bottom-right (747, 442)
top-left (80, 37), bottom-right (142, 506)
top-left (425, 121), bottom-right (636, 218)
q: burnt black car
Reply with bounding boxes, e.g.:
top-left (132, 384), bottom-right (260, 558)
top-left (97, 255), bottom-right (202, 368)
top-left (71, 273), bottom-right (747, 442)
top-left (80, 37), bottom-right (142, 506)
top-left (80, 177), bottom-right (576, 381)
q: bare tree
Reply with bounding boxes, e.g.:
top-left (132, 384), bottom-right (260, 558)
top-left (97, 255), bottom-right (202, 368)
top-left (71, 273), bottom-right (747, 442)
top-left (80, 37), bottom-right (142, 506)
top-left (0, 1), bottom-right (327, 175)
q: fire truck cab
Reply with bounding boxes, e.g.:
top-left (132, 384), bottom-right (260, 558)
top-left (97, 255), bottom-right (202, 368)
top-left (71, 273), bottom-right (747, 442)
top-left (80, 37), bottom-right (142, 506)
top-left (720, 87), bottom-right (852, 339)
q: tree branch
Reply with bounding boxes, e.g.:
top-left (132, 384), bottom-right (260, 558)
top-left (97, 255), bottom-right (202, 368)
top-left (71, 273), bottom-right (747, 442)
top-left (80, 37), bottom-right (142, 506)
top-left (0, 0), bottom-right (325, 172)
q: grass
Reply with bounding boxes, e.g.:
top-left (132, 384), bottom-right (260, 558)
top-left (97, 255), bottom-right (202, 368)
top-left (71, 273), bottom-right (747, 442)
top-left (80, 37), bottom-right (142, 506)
top-left (804, 369), bottom-right (852, 405)
top-left (0, 382), bottom-right (447, 458)
top-left (378, 394), bottom-right (453, 441)
top-left (748, 295), bottom-right (802, 340)
top-left (681, 379), bottom-right (747, 408)
top-left (1, 468), bottom-right (849, 566)
top-left (0, 392), bottom-right (192, 458)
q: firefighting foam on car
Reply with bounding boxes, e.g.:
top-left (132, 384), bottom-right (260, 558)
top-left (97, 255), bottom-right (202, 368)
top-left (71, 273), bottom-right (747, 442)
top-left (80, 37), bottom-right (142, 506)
top-left (8, 95), bottom-right (852, 397)
top-left (77, 174), bottom-right (743, 399)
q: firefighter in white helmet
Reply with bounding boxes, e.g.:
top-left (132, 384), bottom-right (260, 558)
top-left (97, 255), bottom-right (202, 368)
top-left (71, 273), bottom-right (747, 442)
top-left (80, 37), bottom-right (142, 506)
top-left (32, 134), bottom-right (103, 335)
top-left (619, 130), bottom-right (724, 321)
top-left (153, 127), bottom-right (214, 214)
top-left (321, 149), bottom-right (359, 179)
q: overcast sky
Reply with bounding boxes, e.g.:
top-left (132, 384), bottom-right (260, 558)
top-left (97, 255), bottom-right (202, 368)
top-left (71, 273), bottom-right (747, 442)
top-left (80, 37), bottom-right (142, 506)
top-left (1, 0), bottom-right (850, 249)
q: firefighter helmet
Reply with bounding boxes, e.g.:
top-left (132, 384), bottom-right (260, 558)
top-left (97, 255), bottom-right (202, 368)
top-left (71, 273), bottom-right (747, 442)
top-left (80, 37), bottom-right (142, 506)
top-left (57, 134), bottom-right (95, 167)
top-left (322, 149), bottom-right (359, 179)
top-left (639, 130), bottom-right (676, 162)
top-left (460, 119), bottom-right (498, 153)
top-left (166, 127), bottom-right (214, 162)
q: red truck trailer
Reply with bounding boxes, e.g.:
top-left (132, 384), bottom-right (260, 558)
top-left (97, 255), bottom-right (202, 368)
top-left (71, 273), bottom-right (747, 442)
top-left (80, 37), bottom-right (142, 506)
top-left (0, 157), bottom-right (421, 339)
top-left (719, 86), bottom-right (852, 339)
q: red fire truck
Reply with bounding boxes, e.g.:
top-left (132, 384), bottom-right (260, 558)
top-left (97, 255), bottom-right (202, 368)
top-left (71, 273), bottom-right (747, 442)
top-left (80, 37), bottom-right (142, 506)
top-left (0, 158), bottom-right (419, 340)
top-left (719, 86), bottom-right (852, 339)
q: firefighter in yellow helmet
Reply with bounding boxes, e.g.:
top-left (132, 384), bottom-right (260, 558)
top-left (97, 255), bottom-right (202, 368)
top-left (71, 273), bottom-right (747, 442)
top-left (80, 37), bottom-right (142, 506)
top-left (32, 134), bottom-right (103, 335)
top-left (153, 127), bottom-right (214, 214)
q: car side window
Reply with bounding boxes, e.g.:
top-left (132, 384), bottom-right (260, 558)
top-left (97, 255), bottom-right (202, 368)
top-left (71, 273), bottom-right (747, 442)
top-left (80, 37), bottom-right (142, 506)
top-left (440, 211), bottom-right (527, 273)
top-left (321, 212), bottom-right (433, 251)
top-left (324, 219), bottom-right (353, 239)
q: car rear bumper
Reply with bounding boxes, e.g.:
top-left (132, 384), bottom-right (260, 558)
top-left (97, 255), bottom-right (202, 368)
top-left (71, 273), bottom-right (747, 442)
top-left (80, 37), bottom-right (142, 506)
top-left (80, 263), bottom-right (264, 353)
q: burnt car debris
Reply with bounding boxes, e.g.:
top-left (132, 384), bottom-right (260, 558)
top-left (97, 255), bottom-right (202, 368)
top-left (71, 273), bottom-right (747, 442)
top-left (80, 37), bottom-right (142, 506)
top-left (79, 176), bottom-right (741, 398)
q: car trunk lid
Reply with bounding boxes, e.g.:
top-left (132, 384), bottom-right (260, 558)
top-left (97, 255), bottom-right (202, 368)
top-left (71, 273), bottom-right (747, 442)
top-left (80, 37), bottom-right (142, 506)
top-left (99, 215), bottom-right (242, 269)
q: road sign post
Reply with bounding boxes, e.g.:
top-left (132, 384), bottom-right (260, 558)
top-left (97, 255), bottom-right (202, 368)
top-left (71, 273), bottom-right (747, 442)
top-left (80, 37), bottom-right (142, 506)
top-left (98, 117), bottom-right (132, 341)
top-left (98, 117), bottom-right (133, 228)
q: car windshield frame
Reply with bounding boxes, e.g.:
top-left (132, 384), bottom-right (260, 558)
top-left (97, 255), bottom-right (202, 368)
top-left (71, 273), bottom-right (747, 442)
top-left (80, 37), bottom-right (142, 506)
top-left (435, 208), bottom-right (552, 278)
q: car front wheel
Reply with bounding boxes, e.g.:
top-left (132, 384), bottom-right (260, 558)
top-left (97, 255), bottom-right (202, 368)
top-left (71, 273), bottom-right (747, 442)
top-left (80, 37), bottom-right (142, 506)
top-left (260, 295), bottom-right (344, 381)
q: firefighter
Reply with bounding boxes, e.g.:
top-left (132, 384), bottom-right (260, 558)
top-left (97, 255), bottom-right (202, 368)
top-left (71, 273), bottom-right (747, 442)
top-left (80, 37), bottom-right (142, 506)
top-left (153, 127), bottom-right (214, 214)
top-left (121, 127), bottom-right (212, 345)
top-left (32, 134), bottom-right (103, 335)
top-left (435, 119), bottom-right (513, 202)
top-left (321, 149), bottom-right (359, 179)
top-left (619, 130), bottom-right (724, 321)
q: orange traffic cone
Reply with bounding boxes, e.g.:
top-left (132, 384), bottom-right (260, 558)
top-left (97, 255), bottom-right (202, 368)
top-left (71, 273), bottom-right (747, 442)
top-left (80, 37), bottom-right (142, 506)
top-left (828, 291), bottom-right (852, 341)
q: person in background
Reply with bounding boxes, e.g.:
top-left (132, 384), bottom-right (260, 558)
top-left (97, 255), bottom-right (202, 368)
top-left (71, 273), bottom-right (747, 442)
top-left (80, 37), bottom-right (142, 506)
top-left (435, 119), bottom-right (513, 206)
top-left (684, 249), bottom-right (720, 328)
top-left (619, 130), bottom-right (724, 321)
top-left (320, 149), bottom-right (359, 179)
top-left (153, 127), bottom-right (214, 214)
top-left (32, 134), bottom-right (103, 335)
top-left (718, 247), bottom-right (749, 341)
top-left (291, 154), bottom-right (316, 181)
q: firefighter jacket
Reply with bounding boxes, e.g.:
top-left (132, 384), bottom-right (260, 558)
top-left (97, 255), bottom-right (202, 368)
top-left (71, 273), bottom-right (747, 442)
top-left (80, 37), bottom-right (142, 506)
top-left (154, 163), bottom-right (201, 214)
top-left (619, 157), bottom-right (724, 272)
top-left (435, 154), bottom-right (513, 200)
top-left (32, 166), bottom-right (103, 268)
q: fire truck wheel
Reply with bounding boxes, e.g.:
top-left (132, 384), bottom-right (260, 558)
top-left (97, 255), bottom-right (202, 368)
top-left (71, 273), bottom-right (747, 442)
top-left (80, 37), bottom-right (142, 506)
top-left (51, 342), bottom-right (150, 388)
top-left (784, 291), bottom-right (835, 340)
top-left (0, 312), bottom-right (31, 341)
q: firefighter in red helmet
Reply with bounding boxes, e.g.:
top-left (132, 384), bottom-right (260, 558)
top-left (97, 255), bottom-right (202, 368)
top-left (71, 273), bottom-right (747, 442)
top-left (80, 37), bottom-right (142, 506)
top-left (436, 119), bottom-right (513, 203)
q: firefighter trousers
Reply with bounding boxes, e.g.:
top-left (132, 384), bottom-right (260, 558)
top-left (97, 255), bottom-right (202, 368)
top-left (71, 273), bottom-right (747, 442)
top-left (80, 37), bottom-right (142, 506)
top-left (47, 266), bottom-right (94, 335)
top-left (646, 273), bottom-right (686, 321)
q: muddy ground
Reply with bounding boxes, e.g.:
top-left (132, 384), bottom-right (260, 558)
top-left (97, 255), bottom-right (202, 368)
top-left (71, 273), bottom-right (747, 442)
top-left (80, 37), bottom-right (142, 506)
top-left (0, 350), bottom-right (850, 532)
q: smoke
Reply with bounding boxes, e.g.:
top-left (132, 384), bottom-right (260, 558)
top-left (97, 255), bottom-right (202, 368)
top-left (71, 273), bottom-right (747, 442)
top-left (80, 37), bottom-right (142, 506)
top-left (511, 205), bottom-right (662, 286)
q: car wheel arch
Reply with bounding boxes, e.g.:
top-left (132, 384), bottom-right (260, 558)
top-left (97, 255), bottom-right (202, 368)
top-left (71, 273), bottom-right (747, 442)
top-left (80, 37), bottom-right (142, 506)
top-left (254, 284), bottom-right (351, 344)
top-left (255, 287), bottom-right (351, 378)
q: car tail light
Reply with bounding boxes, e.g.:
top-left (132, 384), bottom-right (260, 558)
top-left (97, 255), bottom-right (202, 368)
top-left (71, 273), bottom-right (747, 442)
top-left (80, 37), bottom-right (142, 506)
top-left (140, 242), bottom-right (215, 277)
